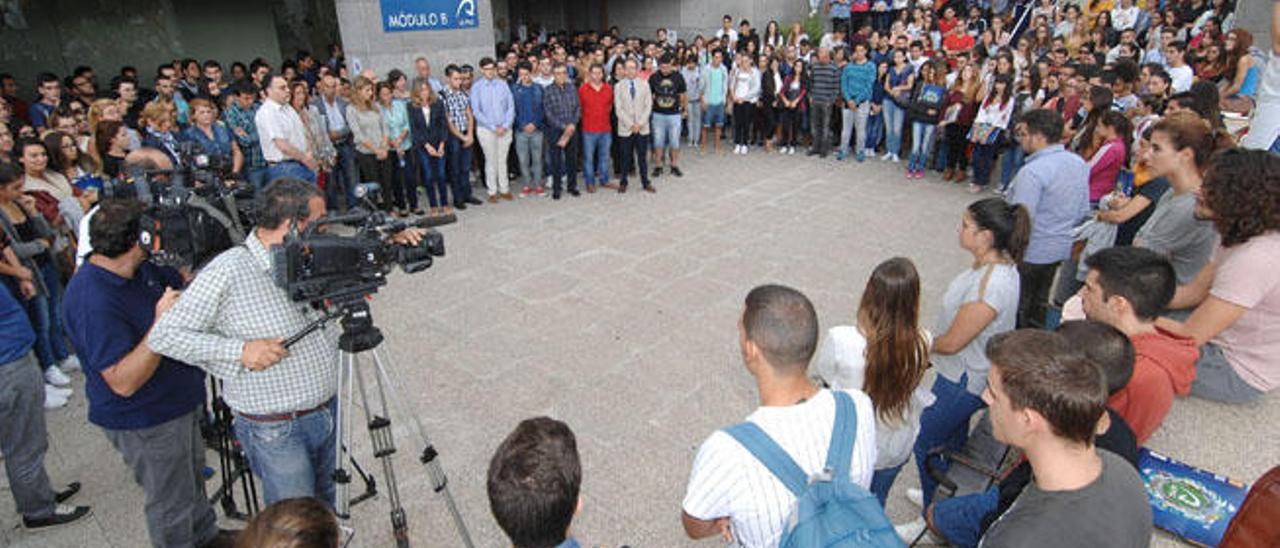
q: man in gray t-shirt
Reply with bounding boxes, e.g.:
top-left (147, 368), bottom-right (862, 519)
top-left (976, 330), bottom-right (1152, 548)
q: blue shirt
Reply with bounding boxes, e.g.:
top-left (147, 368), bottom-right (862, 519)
top-left (469, 77), bottom-right (515, 131)
top-left (511, 81), bottom-right (546, 130)
top-left (1009, 144), bottom-right (1091, 264)
top-left (181, 122), bottom-right (235, 160)
top-left (29, 102), bottom-right (55, 129)
top-left (0, 284), bottom-right (35, 364)
top-left (830, 0), bottom-right (852, 18)
top-left (841, 61), bottom-right (876, 103)
top-left (62, 261), bottom-right (206, 430)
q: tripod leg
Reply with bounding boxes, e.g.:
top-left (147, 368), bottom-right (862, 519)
top-left (369, 347), bottom-right (475, 548)
top-left (353, 349), bottom-right (411, 547)
top-left (333, 351), bottom-right (357, 521)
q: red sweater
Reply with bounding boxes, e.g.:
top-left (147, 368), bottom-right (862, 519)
top-left (578, 82), bottom-right (614, 134)
top-left (1107, 328), bottom-right (1199, 445)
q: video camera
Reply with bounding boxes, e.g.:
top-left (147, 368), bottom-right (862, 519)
top-left (270, 208), bottom-right (444, 305)
top-left (102, 141), bottom-right (254, 269)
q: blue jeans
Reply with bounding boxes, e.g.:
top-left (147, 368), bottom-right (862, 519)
top-left (582, 132), bottom-right (611, 187)
top-left (930, 487), bottom-right (1000, 548)
top-left (417, 149), bottom-right (449, 208)
top-left (864, 111), bottom-right (883, 154)
top-left (913, 374), bottom-right (986, 510)
top-left (871, 463), bottom-right (905, 507)
top-left (266, 160), bottom-right (317, 185)
top-left (446, 136), bottom-right (473, 205)
top-left (883, 100), bottom-right (906, 156)
top-left (233, 399), bottom-right (337, 507)
top-left (686, 101), bottom-right (702, 146)
top-left (329, 140), bottom-right (359, 210)
top-left (244, 167), bottom-right (269, 193)
top-left (971, 143), bottom-right (998, 187)
top-left (998, 145), bottom-right (1024, 191)
top-left (909, 122), bottom-right (937, 171)
top-left (27, 262), bottom-right (69, 369)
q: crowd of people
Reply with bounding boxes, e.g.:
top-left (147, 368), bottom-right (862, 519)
top-left (0, 0), bottom-right (1279, 546)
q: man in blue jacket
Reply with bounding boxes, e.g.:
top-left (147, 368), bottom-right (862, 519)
top-left (511, 62), bottom-right (545, 198)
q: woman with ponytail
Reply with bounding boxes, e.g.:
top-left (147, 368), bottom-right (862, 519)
top-left (902, 197), bottom-right (1029, 523)
top-left (812, 257), bottom-right (932, 505)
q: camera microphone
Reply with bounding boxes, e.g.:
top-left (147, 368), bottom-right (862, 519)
top-left (411, 213), bottom-right (457, 228)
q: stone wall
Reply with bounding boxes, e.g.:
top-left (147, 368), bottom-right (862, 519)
top-left (336, 0), bottom-right (497, 75)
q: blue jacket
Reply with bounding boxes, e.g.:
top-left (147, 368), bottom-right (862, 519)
top-left (511, 81), bottom-right (546, 131)
top-left (841, 61), bottom-right (876, 104)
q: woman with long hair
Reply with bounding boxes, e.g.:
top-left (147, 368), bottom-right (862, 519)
top-left (1196, 43), bottom-right (1226, 83)
top-left (812, 257), bottom-right (932, 506)
top-left (941, 64), bottom-right (981, 183)
top-left (1067, 84), bottom-right (1113, 158)
top-left (757, 55), bottom-right (780, 152)
top-left (904, 59), bottom-right (947, 178)
top-left (968, 75), bottom-right (1015, 192)
top-left (1086, 110), bottom-right (1132, 204)
top-left (763, 20), bottom-right (784, 49)
top-left (777, 59), bottom-right (807, 155)
top-left (43, 130), bottom-right (95, 184)
top-left (289, 81), bottom-right (339, 208)
top-left (235, 497), bottom-right (340, 548)
top-left (345, 76), bottom-right (395, 213)
top-left (907, 197), bottom-right (1029, 516)
top-left (1219, 28), bottom-right (1260, 114)
top-left (882, 48), bottom-right (915, 163)
top-left (408, 80), bottom-right (451, 217)
top-left (94, 120), bottom-right (130, 179)
top-left (378, 81), bottom-right (416, 216)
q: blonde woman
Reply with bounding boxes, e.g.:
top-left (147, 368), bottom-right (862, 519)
top-left (345, 76), bottom-right (394, 212)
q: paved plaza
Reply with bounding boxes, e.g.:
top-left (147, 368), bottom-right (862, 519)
top-left (3, 150), bottom-right (1276, 547)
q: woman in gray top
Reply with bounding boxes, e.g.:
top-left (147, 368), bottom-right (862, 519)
top-left (346, 77), bottom-right (395, 212)
top-left (910, 198), bottom-right (1030, 512)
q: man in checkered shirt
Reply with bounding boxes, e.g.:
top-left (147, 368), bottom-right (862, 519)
top-left (149, 179), bottom-right (423, 506)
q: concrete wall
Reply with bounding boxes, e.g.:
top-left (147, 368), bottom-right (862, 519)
top-left (336, 0), bottom-right (497, 76)
top-left (0, 0), bottom-right (282, 89)
top-left (605, 0), bottom-right (810, 44)
top-left (1237, 1), bottom-right (1272, 56)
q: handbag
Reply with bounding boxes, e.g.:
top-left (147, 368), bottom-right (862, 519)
top-left (968, 123), bottom-right (1003, 146)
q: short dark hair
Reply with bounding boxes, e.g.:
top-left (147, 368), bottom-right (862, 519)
top-left (743, 284), bottom-right (819, 371)
top-left (35, 72), bottom-right (59, 87)
top-left (479, 57), bottom-right (496, 68)
top-left (90, 199), bottom-right (147, 259)
top-left (516, 61), bottom-right (533, 73)
top-left (987, 330), bottom-right (1107, 446)
top-left (1056, 320), bottom-right (1135, 395)
top-left (230, 79), bottom-right (258, 97)
top-left (1084, 246), bottom-right (1176, 320)
top-left (1202, 148), bottom-right (1280, 247)
top-left (1017, 108), bottom-right (1065, 142)
top-left (0, 162), bottom-right (19, 185)
top-left (256, 179), bottom-right (322, 230)
top-left (487, 417), bottom-right (580, 548)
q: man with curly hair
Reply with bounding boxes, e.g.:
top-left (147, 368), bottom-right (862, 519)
top-left (1159, 148), bottom-right (1280, 403)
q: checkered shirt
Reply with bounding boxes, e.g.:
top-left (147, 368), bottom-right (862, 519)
top-left (442, 88), bottom-right (471, 132)
top-left (542, 82), bottom-right (581, 131)
top-left (149, 234), bottom-right (337, 415)
top-left (224, 102), bottom-right (266, 170)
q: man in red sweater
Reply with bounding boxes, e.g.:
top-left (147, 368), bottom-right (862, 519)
top-left (1080, 247), bottom-right (1199, 445)
top-left (577, 64), bottom-right (614, 192)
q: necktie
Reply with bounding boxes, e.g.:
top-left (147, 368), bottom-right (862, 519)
top-left (630, 81), bottom-right (636, 99)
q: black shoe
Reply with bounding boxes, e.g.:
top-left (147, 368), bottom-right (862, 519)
top-left (806, 150), bottom-right (820, 157)
top-left (454, 202), bottom-right (468, 210)
top-left (670, 166), bottom-right (683, 177)
top-left (466, 196), bottom-right (484, 205)
top-left (55, 482), bottom-right (80, 504)
top-left (553, 192), bottom-right (562, 200)
top-left (819, 153), bottom-right (829, 159)
top-left (652, 167), bottom-right (663, 177)
top-left (568, 188), bottom-right (580, 197)
top-left (23, 505), bottom-right (91, 529)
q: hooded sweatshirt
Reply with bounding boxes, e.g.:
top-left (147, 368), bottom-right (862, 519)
top-left (1107, 327), bottom-right (1199, 445)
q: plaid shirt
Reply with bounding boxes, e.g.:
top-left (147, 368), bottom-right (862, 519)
top-left (542, 81), bottom-right (581, 132)
top-left (442, 88), bottom-right (471, 133)
top-left (224, 102), bottom-right (266, 170)
top-left (149, 234), bottom-right (337, 415)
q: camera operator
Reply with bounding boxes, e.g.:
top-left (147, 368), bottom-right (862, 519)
top-left (61, 199), bottom-right (236, 548)
top-left (148, 178), bottom-right (422, 506)
top-left (76, 147), bottom-right (173, 266)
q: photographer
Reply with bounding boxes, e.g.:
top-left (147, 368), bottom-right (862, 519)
top-left (148, 178), bottom-right (422, 506)
top-left (61, 199), bottom-right (236, 548)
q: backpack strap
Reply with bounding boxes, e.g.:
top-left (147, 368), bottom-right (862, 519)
top-left (724, 422), bottom-right (809, 496)
top-left (824, 390), bottom-right (858, 482)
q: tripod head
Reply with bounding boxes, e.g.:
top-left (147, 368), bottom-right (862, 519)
top-left (281, 289), bottom-right (384, 353)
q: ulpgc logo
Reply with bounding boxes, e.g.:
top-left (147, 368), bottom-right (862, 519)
top-left (453, 0), bottom-right (478, 27)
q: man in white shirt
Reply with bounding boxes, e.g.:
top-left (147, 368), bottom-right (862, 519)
top-left (254, 74), bottom-right (317, 185)
top-left (681, 284), bottom-right (877, 547)
top-left (1163, 41), bottom-right (1194, 93)
top-left (715, 14), bottom-right (739, 52)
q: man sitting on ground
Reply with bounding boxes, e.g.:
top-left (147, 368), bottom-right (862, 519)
top-left (976, 329), bottom-right (1151, 548)
top-left (681, 284), bottom-right (876, 547)
top-left (487, 417), bottom-right (588, 548)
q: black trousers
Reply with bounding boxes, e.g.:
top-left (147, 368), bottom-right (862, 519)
top-left (779, 108), bottom-right (801, 146)
top-left (547, 131), bottom-right (578, 193)
top-left (619, 133), bottom-right (650, 188)
top-left (1017, 261), bottom-right (1061, 329)
top-left (355, 152), bottom-right (396, 210)
top-left (732, 102), bottom-right (755, 145)
top-left (945, 124), bottom-right (972, 171)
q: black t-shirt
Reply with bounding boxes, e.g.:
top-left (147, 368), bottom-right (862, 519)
top-left (1115, 177), bottom-right (1171, 246)
top-left (648, 71), bottom-right (687, 115)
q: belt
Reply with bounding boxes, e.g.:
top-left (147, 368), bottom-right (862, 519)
top-left (236, 398), bottom-right (332, 422)
top-left (266, 159), bottom-right (303, 166)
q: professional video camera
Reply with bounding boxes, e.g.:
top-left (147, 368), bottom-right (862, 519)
top-left (102, 141), bottom-right (254, 269)
top-left (270, 207), bottom-right (444, 305)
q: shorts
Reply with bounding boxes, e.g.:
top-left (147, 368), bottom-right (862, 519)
top-left (703, 103), bottom-right (726, 128)
top-left (652, 113), bottom-right (681, 149)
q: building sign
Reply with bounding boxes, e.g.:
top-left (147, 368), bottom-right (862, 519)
top-left (381, 0), bottom-right (479, 33)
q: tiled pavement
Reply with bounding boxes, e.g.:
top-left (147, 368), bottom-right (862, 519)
top-left (4, 149), bottom-right (1275, 547)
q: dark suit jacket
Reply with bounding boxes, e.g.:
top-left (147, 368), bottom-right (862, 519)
top-left (408, 100), bottom-right (447, 151)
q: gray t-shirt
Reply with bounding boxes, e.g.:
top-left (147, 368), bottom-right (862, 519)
top-left (980, 450), bottom-right (1152, 548)
top-left (1133, 190), bottom-right (1219, 284)
top-left (932, 263), bottom-right (1020, 395)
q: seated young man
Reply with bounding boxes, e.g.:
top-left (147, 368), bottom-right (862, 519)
top-left (1081, 246), bottom-right (1199, 444)
top-left (487, 417), bottom-right (586, 548)
top-left (975, 329), bottom-right (1151, 548)
top-left (918, 321), bottom-right (1142, 547)
top-left (1159, 149), bottom-right (1280, 403)
top-left (681, 284), bottom-right (876, 547)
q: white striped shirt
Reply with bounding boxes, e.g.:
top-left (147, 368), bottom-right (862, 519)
top-left (682, 389), bottom-right (877, 548)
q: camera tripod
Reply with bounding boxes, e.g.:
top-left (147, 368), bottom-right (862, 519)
top-left (289, 294), bottom-right (474, 547)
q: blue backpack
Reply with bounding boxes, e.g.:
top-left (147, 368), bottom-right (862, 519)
top-left (724, 391), bottom-right (904, 548)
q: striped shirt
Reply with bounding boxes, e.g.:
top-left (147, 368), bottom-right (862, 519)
top-left (149, 233), bottom-right (338, 415)
top-left (682, 389), bottom-right (877, 548)
top-left (808, 61), bottom-right (841, 106)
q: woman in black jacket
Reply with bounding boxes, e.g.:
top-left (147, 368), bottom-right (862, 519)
top-left (407, 81), bottom-right (451, 217)
top-left (756, 55), bottom-right (780, 152)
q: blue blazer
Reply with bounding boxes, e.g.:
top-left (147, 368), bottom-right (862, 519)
top-left (408, 100), bottom-right (447, 150)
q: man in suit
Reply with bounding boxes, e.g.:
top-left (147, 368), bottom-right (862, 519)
top-left (314, 73), bottom-right (358, 210)
top-left (612, 58), bottom-right (655, 193)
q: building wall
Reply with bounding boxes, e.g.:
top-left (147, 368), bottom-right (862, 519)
top-left (336, 0), bottom-right (497, 76)
top-left (1237, 1), bottom-right (1272, 58)
top-left (607, 0), bottom-right (810, 44)
top-left (0, 0), bottom-right (282, 89)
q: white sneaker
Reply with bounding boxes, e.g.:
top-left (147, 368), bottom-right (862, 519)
top-left (44, 385), bottom-right (68, 409)
top-left (905, 487), bottom-right (924, 508)
top-left (59, 355), bottom-right (81, 373)
top-left (881, 151), bottom-right (894, 161)
top-left (788, 146), bottom-right (796, 155)
top-left (894, 517), bottom-right (943, 544)
top-left (45, 366), bottom-right (71, 387)
top-left (891, 153), bottom-right (901, 163)
top-left (46, 383), bottom-right (72, 398)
